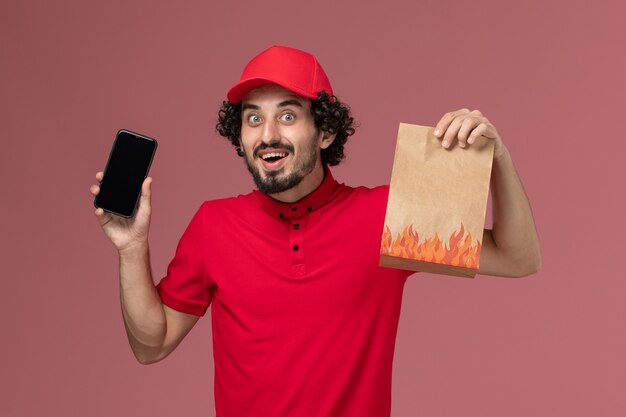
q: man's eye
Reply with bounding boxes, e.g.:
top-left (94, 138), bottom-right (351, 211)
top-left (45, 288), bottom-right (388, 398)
top-left (280, 113), bottom-right (295, 122)
top-left (248, 115), bottom-right (261, 124)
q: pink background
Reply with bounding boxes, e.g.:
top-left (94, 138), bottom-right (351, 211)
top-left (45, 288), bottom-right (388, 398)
top-left (1, 0), bottom-right (625, 415)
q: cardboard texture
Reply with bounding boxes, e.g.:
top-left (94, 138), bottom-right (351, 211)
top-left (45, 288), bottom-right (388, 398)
top-left (380, 123), bottom-right (495, 277)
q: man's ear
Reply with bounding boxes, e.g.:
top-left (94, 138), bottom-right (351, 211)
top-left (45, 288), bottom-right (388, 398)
top-left (319, 131), bottom-right (337, 150)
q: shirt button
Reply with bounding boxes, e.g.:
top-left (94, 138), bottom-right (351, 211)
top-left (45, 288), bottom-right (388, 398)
top-left (293, 223), bottom-right (300, 230)
top-left (279, 213), bottom-right (284, 219)
top-left (291, 206), bottom-right (298, 212)
top-left (307, 207), bottom-right (312, 212)
top-left (293, 245), bottom-right (299, 251)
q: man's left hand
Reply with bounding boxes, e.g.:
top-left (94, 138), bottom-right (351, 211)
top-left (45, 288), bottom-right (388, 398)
top-left (434, 108), bottom-right (506, 160)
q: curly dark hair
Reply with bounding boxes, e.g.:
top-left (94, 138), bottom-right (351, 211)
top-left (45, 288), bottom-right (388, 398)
top-left (215, 91), bottom-right (356, 166)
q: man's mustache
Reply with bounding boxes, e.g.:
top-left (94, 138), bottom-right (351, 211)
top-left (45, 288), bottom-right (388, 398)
top-left (253, 142), bottom-right (295, 154)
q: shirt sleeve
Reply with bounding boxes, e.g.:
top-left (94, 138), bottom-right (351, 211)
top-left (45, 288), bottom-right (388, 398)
top-left (156, 204), bottom-right (212, 316)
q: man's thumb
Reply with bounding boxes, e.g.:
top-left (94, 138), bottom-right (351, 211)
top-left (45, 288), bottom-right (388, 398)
top-left (140, 177), bottom-right (153, 205)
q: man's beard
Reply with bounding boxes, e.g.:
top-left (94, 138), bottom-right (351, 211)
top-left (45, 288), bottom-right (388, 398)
top-left (243, 138), bottom-right (318, 194)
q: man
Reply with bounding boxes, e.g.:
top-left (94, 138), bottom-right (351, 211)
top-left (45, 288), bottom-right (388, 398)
top-left (90, 46), bottom-right (540, 417)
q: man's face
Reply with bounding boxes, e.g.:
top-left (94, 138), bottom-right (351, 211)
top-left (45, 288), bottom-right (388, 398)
top-left (239, 84), bottom-right (325, 194)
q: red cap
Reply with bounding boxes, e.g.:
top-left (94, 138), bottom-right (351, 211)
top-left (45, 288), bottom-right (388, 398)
top-left (227, 45), bottom-right (334, 103)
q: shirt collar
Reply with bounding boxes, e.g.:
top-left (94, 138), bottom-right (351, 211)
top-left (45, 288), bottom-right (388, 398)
top-left (249, 165), bottom-right (339, 220)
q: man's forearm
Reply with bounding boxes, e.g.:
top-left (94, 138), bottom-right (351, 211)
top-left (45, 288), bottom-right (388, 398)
top-left (118, 244), bottom-right (167, 363)
top-left (489, 148), bottom-right (541, 275)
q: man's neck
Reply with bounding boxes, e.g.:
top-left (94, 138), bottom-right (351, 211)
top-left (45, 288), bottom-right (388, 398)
top-left (269, 162), bottom-right (325, 203)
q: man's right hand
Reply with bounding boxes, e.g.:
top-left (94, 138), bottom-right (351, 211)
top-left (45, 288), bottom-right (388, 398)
top-left (90, 171), bottom-right (153, 254)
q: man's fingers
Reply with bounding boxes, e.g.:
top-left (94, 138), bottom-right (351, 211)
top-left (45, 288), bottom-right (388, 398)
top-left (457, 117), bottom-right (480, 148)
top-left (433, 108), bottom-right (502, 156)
top-left (142, 177), bottom-right (152, 198)
top-left (451, 120), bottom-right (494, 147)
top-left (96, 171), bottom-right (104, 182)
top-left (90, 184), bottom-right (100, 196)
top-left (442, 117), bottom-right (464, 148)
top-left (138, 177), bottom-right (153, 212)
top-left (435, 109), bottom-right (495, 149)
top-left (467, 123), bottom-right (489, 144)
top-left (94, 207), bottom-right (113, 227)
top-left (434, 108), bottom-right (469, 139)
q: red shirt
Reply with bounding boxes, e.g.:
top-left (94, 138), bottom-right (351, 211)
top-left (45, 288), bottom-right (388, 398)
top-left (157, 167), bottom-right (413, 417)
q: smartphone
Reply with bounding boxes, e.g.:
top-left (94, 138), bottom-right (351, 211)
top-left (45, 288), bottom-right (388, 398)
top-left (94, 129), bottom-right (158, 218)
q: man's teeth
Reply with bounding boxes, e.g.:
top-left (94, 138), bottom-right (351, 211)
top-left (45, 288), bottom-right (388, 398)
top-left (261, 152), bottom-right (287, 160)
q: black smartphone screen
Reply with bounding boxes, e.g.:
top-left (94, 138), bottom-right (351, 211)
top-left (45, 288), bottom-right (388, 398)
top-left (95, 130), bottom-right (157, 218)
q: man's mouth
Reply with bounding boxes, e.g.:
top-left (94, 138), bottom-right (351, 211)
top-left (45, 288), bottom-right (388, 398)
top-left (257, 149), bottom-right (290, 171)
top-left (260, 152), bottom-right (288, 163)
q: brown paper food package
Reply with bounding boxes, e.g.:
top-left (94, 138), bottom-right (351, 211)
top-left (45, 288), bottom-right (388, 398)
top-left (379, 123), bottom-right (495, 278)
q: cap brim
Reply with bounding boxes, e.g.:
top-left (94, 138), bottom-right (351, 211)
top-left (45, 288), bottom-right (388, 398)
top-left (227, 78), bottom-right (319, 103)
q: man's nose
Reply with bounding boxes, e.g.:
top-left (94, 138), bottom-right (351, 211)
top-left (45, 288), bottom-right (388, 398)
top-left (260, 119), bottom-right (280, 143)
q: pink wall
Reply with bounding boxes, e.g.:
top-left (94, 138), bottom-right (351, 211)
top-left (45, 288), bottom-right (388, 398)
top-left (2, 0), bottom-right (625, 415)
